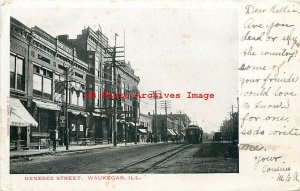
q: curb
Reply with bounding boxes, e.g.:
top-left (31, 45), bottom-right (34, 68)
top-left (10, 145), bottom-right (114, 160)
top-left (10, 142), bottom-right (160, 160)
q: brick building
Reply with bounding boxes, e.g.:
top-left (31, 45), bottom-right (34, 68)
top-left (58, 27), bottom-right (140, 144)
top-left (10, 17), bottom-right (89, 149)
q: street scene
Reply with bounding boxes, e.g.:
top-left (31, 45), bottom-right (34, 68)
top-left (11, 141), bottom-right (238, 174)
top-left (9, 8), bottom-right (238, 174)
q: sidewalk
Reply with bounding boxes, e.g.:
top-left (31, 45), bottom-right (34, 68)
top-left (10, 142), bottom-right (153, 159)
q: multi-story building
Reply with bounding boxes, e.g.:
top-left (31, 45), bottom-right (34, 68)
top-left (58, 27), bottom-right (111, 143)
top-left (10, 17), bottom-right (34, 150)
top-left (153, 113), bottom-right (191, 142)
top-left (156, 114), bottom-right (178, 142)
top-left (10, 17), bottom-right (89, 150)
top-left (58, 27), bottom-right (140, 144)
top-left (168, 113), bottom-right (191, 140)
top-left (139, 113), bottom-right (153, 142)
top-left (114, 62), bottom-right (140, 143)
top-left (10, 17), bottom-right (140, 149)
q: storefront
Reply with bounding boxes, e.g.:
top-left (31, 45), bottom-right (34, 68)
top-left (31, 99), bottom-right (60, 149)
top-left (167, 128), bottom-right (177, 142)
top-left (92, 113), bottom-right (110, 144)
top-left (10, 98), bottom-right (38, 150)
top-left (137, 128), bottom-right (148, 143)
top-left (117, 119), bottom-right (125, 142)
top-left (68, 109), bottom-right (88, 144)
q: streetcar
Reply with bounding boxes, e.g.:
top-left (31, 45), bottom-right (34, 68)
top-left (185, 125), bottom-right (203, 144)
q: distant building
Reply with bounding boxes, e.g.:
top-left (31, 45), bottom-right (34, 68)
top-left (156, 114), bottom-right (181, 142)
top-left (220, 112), bottom-right (238, 142)
top-left (168, 113), bottom-right (191, 140)
top-left (139, 113), bottom-right (153, 142)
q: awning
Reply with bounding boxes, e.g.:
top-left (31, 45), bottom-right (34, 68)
top-left (68, 109), bottom-right (81, 115)
top-left (10, 98), bottom-right (38, 127)
top-left (101, 114), bottom-right (108, 118)
top-left (171, 129), bottom-right (177, 135)
top-left (173, 130), bottom-right (178, 135)
top-left (92, 112), bottom-right (101, 117)
top-left (116, 119), bottom-right (125, 123)
top-left (138, 129), bottom-right (148, 134)
top-left (80, 111), bottom-right (88, 117)
top-left (167, 129), bottom-right (176, 136)
top-left (33, 99), bottom-right (60, 111)
top-left (92, 113), bottom-right (109, 118)
top-left (128, 122), bottom-right (135, 126)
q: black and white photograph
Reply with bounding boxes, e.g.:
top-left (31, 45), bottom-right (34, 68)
top-left (8, 7), bottom-right (239, 174)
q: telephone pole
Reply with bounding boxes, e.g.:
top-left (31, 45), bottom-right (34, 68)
top-left (113, 33), bottom-right (118, 147)
top-left (160, 100), bottom-right (171, 142)
top-left (150, 90), bottom-right (161, 142)
top-left (103, 33), bottom-right (125, 147)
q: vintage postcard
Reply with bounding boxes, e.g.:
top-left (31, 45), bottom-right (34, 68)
top-left (0, 0), bottom-right (299, 190)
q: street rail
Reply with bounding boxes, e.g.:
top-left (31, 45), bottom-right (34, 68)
top-left (109, 143), bottom-right (193, 173)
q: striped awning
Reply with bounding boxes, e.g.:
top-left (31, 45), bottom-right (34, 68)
top-left (10, 98), bottom-right (38, 127)
top-left (167, 129), bottom-right (176, 136)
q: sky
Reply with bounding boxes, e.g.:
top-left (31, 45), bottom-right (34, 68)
top-left (11, 7), bottom-right (238, 133)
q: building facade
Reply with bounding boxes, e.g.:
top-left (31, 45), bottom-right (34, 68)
top-left (139, 113), bottom-right (153, 142)
top-left (168, 113), bottom-right (191, 140)
top-left (10, 17), bottom-right (89, 149)
top-left (58, 27), bottom-right (112, 143)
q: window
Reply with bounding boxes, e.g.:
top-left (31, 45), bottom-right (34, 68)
top-left (10, 54), bottom-right (25, 91)
top-left (58, 64), bottom-right (66, 71)
top-left (71, 90), bottom-right (78, 105)
top-left (54, 74), bottom-right (64, 102)
top-left (80, 125), bottom-right (83, 132)
top-left (78, 92), bottom-right (84, 107)
top-left (38, 54), bottom-right (50, 64)
top-left (95, 85), bottom-right (99, 107)
top-left (33, 74), bottom-right (42, 94)
top-left (72, 124), bottom-right (76, 131)
top-left (33, 64), bottom-right (53, 99)
top-left (75, 72), bottom-right (83, 79)
top-left (95, 56), bottom-right (100, 78)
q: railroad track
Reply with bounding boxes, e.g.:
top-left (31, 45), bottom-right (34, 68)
top-left (109, 144), bottom-right (193, 174)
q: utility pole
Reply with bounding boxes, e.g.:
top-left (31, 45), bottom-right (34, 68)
top-left (150, 90), bottom-right (161, 143)
top-left (113, 33), bottom-right (118, 147)
top-left (237, 97), bottom-right (239, 144)
top-left (102, 33), bottom-right (125, 147)
top-left (160, 100), bottom-right (171, 142)
top-left (179, 110), bottom-right (182, 141)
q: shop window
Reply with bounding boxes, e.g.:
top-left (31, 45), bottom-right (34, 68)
top-left (10, 54), bottom-right (25, 91)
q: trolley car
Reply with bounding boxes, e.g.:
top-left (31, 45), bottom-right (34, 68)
top-left (185, 125), bottom-right (203, 144)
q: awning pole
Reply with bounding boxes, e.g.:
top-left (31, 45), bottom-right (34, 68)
top-left (38, 110), bottom-right (40, 150)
